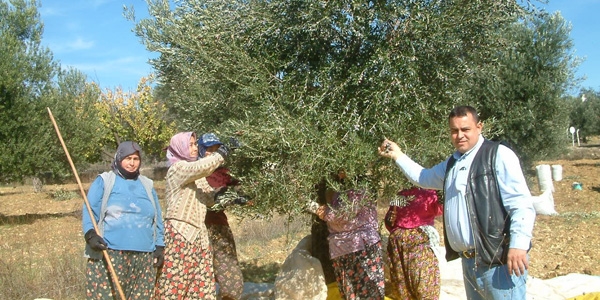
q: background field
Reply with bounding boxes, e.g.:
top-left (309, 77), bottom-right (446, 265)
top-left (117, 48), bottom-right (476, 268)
top-left (1, 142), bottom-right (599, 299)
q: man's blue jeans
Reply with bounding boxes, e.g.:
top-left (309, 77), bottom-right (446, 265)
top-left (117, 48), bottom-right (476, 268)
top-left (461, 256), bottom-right (527, 300)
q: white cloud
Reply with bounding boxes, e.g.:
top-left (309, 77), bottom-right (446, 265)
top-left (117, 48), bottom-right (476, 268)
top-left (38, 6), bottom-right (64, 17)
top-left (47, 37), bottom-right (95, 53)
top-left (62, 55), bottom-right (154, 90)
top-left (67, 37), bottom-right (95, 51)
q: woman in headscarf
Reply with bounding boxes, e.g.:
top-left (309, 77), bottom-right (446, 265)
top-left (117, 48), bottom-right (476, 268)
top-left (384, 187), bottom-right (443, 300)
top-left (199, 133), bottom-right (246, 300)
top-left (82, 141), bottom-right (165, 299)
top-left (156, 132), bottom-right (229, 300)
top-left (309, 171), bottom-right (385, 300)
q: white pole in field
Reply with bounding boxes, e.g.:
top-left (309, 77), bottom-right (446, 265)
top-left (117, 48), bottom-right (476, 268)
top-left (569, 127), bottom-right (576, 147)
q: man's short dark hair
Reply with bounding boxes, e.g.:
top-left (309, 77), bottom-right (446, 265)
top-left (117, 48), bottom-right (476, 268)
top-left (449, 106), bottom-right (480, 123)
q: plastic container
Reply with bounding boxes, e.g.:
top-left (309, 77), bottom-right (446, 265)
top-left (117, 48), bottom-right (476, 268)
top-left (536, 164), bottom-right (554, 192)
top-left (551, 165), bottom-right (563, 181)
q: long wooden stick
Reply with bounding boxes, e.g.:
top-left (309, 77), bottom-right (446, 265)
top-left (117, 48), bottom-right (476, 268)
top-left (47, 107), bottom-right (126, 300)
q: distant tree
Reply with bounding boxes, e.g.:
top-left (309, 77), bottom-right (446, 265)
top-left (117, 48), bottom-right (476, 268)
top-left (1, 0), bottom-right (54, 182)
top-left (41, 68), bottom-right (105, 177)
top-left (95, 75), bottom-right (177, 161)
top-left (471, 11), bottom-right (579, 166)
top-left (0, 0), bottom-right (105, 183)
top-left (569, 89), bottom-right (600, 143)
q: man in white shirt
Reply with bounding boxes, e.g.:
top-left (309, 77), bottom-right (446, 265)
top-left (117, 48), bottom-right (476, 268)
top-left (378, 105), bottom-right (535, 300)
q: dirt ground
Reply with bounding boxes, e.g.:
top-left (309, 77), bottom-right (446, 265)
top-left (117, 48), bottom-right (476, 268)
top-left (1, 141), bottom-right (600, 282)
top-left (525, 144), bottom-right (600, 279)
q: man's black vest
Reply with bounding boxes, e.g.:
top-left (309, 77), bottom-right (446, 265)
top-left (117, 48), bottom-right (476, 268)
top-left (443, 139), bottom-right (511, 266)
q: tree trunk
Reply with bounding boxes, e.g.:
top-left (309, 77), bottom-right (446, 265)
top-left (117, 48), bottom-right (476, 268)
top-left (32, 177), bottom-right (43, 193)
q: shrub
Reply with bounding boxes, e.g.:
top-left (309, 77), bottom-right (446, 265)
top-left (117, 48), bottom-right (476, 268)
top-left (50, 189), bottom-right (77, 201)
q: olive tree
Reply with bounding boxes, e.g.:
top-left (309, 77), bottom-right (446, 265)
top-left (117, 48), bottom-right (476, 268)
top-left (0, 0), bottom-right (104, 183)
top-left (130, 0), bottom-right (574, 218)
top-left (569, 89), bottom-right (600, 142)
top-left (471, 11), bottom-right (579, 167)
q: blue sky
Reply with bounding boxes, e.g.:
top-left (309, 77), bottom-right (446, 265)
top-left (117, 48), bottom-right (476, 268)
top-left (544, 0), bottom-right (600, 93)
top-left (39, 0), bottom-right (600, 93)
top-left (39, 0), bottom-right (155, 92)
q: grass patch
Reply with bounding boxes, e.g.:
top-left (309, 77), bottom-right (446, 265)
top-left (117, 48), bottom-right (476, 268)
top-left (232, 214), bottom-right (312, 283)
top-left (240, 261), bottom-right (281, 283)
top-left (0, 254), bottom-right (85, 300)
top-left (560, 211), bottom-right (600, 221)
top-left (562, 175), bottom-right (581, 181)
top-left (50, 188), bottom-right (78, 201)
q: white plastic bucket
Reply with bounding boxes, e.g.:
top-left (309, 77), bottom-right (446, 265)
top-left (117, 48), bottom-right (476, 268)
top-left (536, 164), bottom-right (554, 192)
top-left (551, 165), bottom-right (563, 181)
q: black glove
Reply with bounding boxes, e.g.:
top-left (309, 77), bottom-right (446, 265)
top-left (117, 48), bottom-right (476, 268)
top-left (213, 186), bottom-right (228, 202)
top-left (84, 229), bottom-right (107, 251)
top-left (216, 144), bottom-right (230, 159)
top-left (234, 196), bottom-right (249, 205)
top-left (153, 246), bottom-right (165, 268)
top-left (228, 137), bottom-right (241, 150)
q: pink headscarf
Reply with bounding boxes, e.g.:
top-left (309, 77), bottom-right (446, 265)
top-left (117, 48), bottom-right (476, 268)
top-left (166, 132), bottom-right (197, 167)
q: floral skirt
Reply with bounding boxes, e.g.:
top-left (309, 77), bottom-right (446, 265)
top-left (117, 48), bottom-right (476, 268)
top-left (207, 224), bottom-right (244, 299)
top-left (85, 249), bottom-right (155, 300)
top-left (156, 221), bottom-right (216, 300)
top-left (387, 227), bottom-right (440, 300)
top-left (332, 241), bottom-right (385, 300)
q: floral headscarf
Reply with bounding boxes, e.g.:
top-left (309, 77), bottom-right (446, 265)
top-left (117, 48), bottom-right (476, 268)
top-left (166, 132), bottom-right (197, 167)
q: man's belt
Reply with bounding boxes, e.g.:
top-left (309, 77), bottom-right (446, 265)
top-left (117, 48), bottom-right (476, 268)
top-left (459, 249), bottom-right (476, 259)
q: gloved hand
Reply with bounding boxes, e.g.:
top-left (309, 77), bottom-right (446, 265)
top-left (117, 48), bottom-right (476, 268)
top-left (216, 144), bottom-right (230, 159)
top-left (305, 201), bottom-right (320, 214)
top-left (213, 186), bottom-right (228, 201)
top-left (84, 229), bottom-right (107, 251)
top-left (153, 246), bottom-right (165, 268)
top-left (234, 196), bottom-right (249, 205)
top-left (228, 137), bottom-right (241, 150)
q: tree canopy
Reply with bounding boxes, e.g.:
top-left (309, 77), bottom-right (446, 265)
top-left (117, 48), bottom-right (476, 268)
top-left (569, 89), bottom-right (600, 142)
top-left (95, 75), bottom-right (177, 161)
top-left (0, 0), bottom-right (586, 213)
top-left (130, 0), bottom-right (579, 217)
top-left (0, 0), bottom-right (103, 182)
top-left (472, 10), bottom-right (578, 166)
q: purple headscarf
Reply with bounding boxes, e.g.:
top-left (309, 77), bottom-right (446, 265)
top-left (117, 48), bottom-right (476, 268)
top-left (166, 132), bottom-right (197, 167)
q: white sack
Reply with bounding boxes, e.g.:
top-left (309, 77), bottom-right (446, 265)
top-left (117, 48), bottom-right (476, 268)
top-left (274, 235), bottom-right (328, 300)
top-left (532, 189), bottom-right (558, 215)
